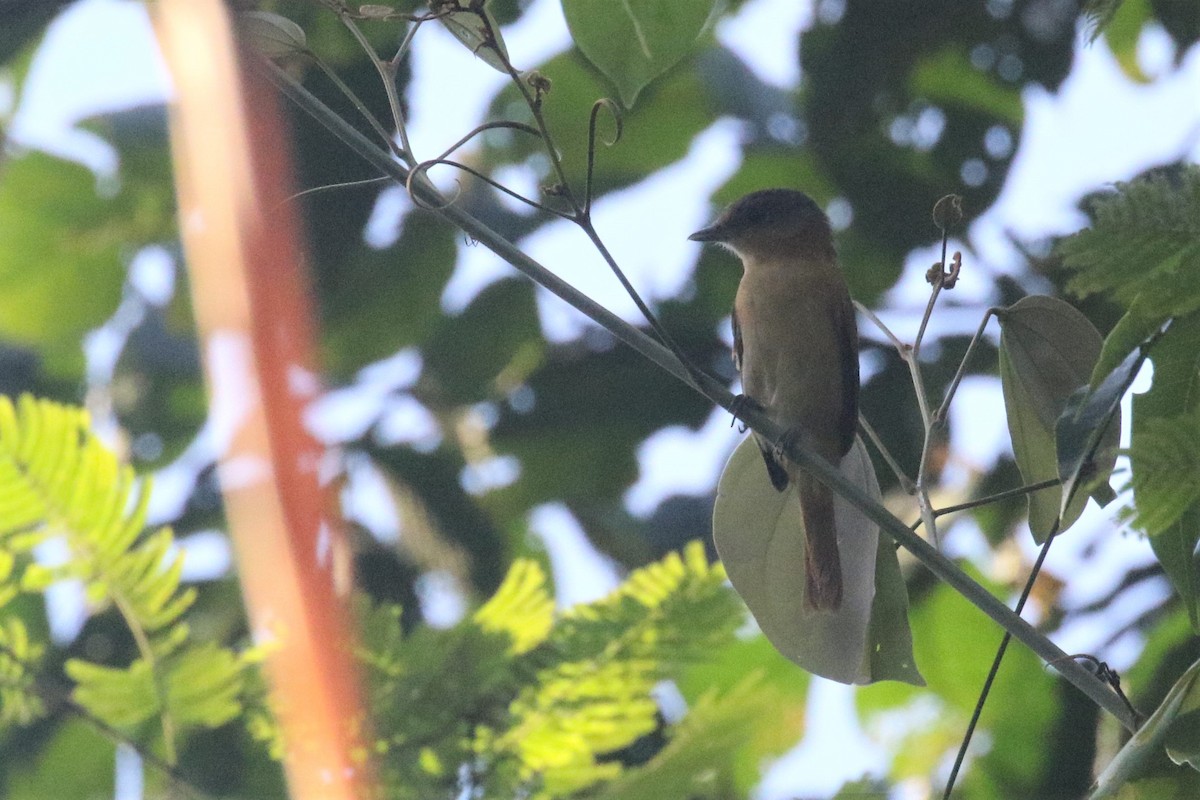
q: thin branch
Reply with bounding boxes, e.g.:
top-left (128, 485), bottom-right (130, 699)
top-left (854, 300), bottom-right (906, 351)
top-left (859, 414), bottom-right (915, 494)
top-left (281, 176), bottom-right (392, 205)
top-left (333, 8), bottom-right (415, 161)
top-left (935, 307), bottom-right (1002, 427)
top-left (943, 522), bottom-right (1060, 799)
top-left (263, 60), bottom-right (1139, 733)
top-left (932, 478), bottom-right (1061, 519)
top-left (307, 50), bottom-right (400, 157)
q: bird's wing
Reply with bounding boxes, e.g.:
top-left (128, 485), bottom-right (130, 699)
top-left (731, 306), bottom-right (743, 373)
top-left (836, 292), bottom-right (860, 456)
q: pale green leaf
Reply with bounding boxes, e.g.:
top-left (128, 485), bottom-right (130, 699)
top-left (1091, 657), bottom-right (1200, 797)
top-left (438, 3), bottom-right (512, 73)
top-left (997, 295), bottom-right (1115, 540)
top-left (66, 658), bottom-right (159, 728)
top-left (562, 0), bottom-right (717, 107)
top-left (714, 436), bottom-right (920, 685)
top-left (239, 11), bottom-right (308, 58)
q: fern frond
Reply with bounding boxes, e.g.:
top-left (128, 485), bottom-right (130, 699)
top-left (0, 394), bottom-right (253, 755)
top-left (474, 557), bottom-right (554, 654)
top-left (1060, 167), bottom-right (1200, 310)
top-left (552, 540), bottom-right (740, 669)
top-left (478, 541), bottom-right (743, 797)
top-left (0, 617), bottom-right (45, 727)
top-left (0, 395), bottom-right (196, 636)
top-left (591, 676), bottom-right (782, 800)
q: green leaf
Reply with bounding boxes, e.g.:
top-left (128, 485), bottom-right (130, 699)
top-left (0, 154), bottom-right (128, 378)
top-left (1092, 657), bottom-right (1200, 797)
top-left (1060, 166), bottom-right (1200, 374)
top-left (437, 2), bottom-right (512, 73)
top-left (1132, 312), bottom-right (1200, 629)
top-left (1100, 0), bottom-right (1152, 80)
top-left (165, 644), bottom-right (245, 728)
top-left (561, 0), bottom-right (717, 107)
top-left (65, 658), bottom-right (159, 728)
top-left (482, 49), bottom-right (712, 201)
top-left (0, 617), bottom-right (45, 727)
top-left (1056, 344), bottom-right (1144, 519)
top-left (997, 295), bottom-right (1115, 540)
top-left (713, 436), bottom-right (920, 685)
top-left (591, 677), bottom-right (785, 800)
top-left (239, 11), bottom-right (308, 58)
top-left (909, 47), bottom-right (1024, 124)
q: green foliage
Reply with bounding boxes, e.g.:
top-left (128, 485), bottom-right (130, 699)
top-left (1133, 311), bottom-right (1200, 629)
top-left (1059, 166), bottom-right (1200, 381)
top-left (0, 394), bottom-right (252, 756)
top-left (561, 0), bottom-right (718, 108)
top-left (714, 436), bottom-right (921, 685)
top-left (997, 295), bottom-right (1118, 539)
top-left (357, 541), bottom-right (746, 799)
top-left (0, 616), bottom-right (44, 727)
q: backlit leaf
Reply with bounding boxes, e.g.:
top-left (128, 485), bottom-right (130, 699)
top-left (714, 436), bottom-right (920, 685)
top-left (562, 0), bottom-right (717, 107)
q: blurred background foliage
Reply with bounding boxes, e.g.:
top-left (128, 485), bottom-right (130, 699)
top-left (1, 0), bottom-right (1200, 797)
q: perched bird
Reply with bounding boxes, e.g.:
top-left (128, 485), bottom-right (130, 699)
top-left (690, 189), bottom-right (859, 611)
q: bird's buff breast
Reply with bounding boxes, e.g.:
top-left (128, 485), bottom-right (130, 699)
top-left (734, 265), bottom-right (847, 433)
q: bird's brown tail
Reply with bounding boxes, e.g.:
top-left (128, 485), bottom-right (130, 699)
top-left (796, 470), bottom-right (843, 611)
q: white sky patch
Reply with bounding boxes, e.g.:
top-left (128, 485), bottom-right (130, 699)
top-left (440, 117), bottom-right (741, 332)
top-left (11, 0), bottom-right (170, 171)
top-left (972, 32), bottom-right (1200, 263)
top-left (530, 504), bottom-right (620, 608)
top-left (624, 408), bottom-right (744, 516)
top-left (757, 679), bottom-right (886, 800)
top-left (405, 0), bottom-right (570, 166)
top-left (715, 0), bottom-right (813, 88)
top-left (531, 120), bottom-right (743, 340)
top-left (175, 530), bottom-right (234, 581)
top-left (947, 376), bottom-right (1011, 472)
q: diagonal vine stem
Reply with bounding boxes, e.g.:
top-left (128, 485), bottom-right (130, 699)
top-left (263, 57), bottom-right (1139, 734)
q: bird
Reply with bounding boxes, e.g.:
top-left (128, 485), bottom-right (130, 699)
top-left (690, 189), bottom-right (859, 611)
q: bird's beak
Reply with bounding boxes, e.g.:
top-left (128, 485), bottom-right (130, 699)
top-left (688, 224), bottom-right (725, 242)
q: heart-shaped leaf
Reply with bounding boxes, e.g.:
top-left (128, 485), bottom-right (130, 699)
top-left (713, 436), bottom-right (920, 685)
top-left (997, 295), bottom-right (1116, 541)
top-left (562, 0), bottom-right (717, 108)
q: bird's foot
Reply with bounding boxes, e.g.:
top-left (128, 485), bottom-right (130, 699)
top-left (772, 427), bottom-right (803, 463)
top-left (728, 394), bottom-right (762, 434)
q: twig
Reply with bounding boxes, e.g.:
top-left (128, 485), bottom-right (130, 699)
top-left (333, 8), bottom-right (416, 162)
top-left (942, 523), bottom-right (1059, 799)
top-left (935, 307), bottom-right (1002, 427)
top-left (263, 60), bottom-right (1139, 734)
top-left (859, 414), bottom-right (915, 494)
top-left (931, 477), bottom-right (1061, 519)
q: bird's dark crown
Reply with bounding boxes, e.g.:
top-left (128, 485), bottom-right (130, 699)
top-left (689, 189), bottom-right (833, 258)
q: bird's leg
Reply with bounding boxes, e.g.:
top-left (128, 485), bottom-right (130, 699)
top-left (728, 394), bottom-right (763, 433)
top-left (772, 426), bottom-right (810, 465)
